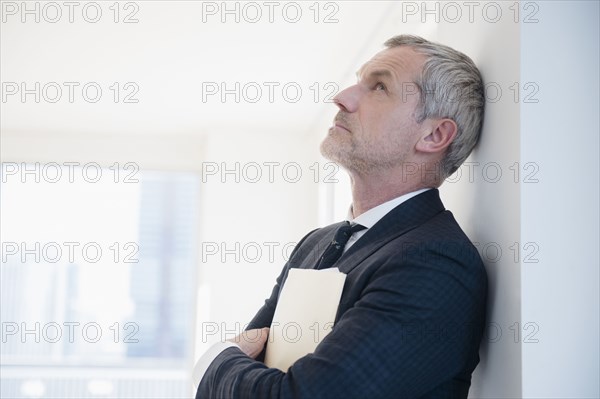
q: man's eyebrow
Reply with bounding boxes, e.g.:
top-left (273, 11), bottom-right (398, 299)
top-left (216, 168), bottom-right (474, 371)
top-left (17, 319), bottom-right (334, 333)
top-left (355, 68), bottom-right (394, 81)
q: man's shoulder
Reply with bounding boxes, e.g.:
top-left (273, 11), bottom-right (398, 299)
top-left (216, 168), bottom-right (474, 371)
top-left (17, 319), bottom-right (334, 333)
top-left (401, 209), bottom-right (485, 267)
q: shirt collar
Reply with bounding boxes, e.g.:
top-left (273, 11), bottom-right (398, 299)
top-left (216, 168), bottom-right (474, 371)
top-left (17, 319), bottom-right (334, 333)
top-left (346, 188), bottom-right (432, 229)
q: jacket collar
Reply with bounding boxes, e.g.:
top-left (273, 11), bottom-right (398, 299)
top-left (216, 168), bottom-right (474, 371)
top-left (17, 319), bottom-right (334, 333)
top-left (336, 188), bottom-right (445, 274)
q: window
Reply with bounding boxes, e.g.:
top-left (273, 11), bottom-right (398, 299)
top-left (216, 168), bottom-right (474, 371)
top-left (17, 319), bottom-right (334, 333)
top-left (1, 163), bottom-right (199, 398)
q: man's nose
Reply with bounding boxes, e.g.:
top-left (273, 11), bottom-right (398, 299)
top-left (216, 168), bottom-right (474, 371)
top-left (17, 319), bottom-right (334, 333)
top-left (333, 84), bottom-right (360, 113)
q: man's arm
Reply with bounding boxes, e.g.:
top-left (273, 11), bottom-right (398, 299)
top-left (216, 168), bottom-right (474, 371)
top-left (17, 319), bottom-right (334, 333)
top-left (196, 242), bottom-right (487, 398)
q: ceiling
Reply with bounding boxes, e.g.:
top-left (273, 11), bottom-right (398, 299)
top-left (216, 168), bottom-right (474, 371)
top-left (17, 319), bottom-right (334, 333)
top-left (1, 1), bottom-right (436, 138)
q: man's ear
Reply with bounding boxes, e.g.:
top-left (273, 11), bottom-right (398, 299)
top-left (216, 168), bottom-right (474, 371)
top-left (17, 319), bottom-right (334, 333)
top-left (415, 118), bottom-right (458, 154)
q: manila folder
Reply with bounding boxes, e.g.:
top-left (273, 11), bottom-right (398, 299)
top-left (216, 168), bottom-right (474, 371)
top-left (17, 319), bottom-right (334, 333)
top-left (264, 267), bottom-right (346, 371)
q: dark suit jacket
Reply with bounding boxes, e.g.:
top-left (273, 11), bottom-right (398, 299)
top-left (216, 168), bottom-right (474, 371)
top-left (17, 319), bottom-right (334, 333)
top-left (196, 189), bottom-right (487, 398)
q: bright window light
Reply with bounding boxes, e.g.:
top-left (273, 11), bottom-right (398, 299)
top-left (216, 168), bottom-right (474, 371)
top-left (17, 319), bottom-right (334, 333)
top-left (1, 163), bottom-right (200, 398)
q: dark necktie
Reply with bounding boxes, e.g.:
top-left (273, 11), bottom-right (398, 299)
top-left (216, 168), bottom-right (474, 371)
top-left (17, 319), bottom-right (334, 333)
top-left (315, 222), bottom-right (366, 269)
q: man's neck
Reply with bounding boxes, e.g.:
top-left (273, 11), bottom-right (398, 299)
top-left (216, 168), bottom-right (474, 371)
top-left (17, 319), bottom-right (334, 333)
top-left (349, 171), bottom-right (432, 218)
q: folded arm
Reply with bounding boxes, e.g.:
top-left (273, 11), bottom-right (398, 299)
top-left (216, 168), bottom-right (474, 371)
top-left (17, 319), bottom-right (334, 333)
top-left (196, 245), bottom-right (486, 399)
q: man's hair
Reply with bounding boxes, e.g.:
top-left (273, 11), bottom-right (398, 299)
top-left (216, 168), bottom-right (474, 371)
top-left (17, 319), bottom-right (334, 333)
top-left (384, 35), bottom-right (485, 179)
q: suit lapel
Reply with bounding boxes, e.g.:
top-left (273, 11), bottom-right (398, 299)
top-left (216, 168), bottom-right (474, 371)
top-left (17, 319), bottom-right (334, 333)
top-left (337, 188), bottom-right (446, 274)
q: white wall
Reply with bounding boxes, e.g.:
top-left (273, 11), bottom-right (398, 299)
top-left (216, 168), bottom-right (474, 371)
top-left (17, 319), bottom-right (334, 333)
top-left (520, 2), bottom-right (599, 397)
top-left (440, 1), bottom-right (599, 397)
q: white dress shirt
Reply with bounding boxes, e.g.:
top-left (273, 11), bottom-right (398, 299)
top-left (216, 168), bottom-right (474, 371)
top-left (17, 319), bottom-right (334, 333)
top-left (192, 188), bottom-right (432, 389)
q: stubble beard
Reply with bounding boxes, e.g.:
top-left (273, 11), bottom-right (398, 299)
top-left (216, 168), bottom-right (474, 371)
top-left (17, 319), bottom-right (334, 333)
top-left (320, 128), bottom-right (363, 173)
top-left (320, 126), bottom-right (407, 176)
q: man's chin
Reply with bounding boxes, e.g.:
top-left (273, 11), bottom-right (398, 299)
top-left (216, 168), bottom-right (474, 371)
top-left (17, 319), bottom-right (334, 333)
top-left (319, 146), bottom-right (350, 170)
top-left (319, 140), bottom-right (341, 162)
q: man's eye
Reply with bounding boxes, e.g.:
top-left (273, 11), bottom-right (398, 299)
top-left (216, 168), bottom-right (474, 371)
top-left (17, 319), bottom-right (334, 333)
top-left (374, 82), bottom-right (386, 91)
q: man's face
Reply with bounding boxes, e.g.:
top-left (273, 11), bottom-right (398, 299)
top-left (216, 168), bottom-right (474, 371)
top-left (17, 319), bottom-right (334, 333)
top-left (320, 46), bottom-right (427, 175)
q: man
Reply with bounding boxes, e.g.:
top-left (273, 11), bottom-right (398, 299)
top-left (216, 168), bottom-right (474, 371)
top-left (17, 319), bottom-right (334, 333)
top-left (194, 34), bottom-right (487, 398)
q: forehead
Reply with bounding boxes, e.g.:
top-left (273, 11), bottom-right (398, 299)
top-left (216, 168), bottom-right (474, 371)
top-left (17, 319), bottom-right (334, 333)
top-left (357, 46), bottom-right (426, 81)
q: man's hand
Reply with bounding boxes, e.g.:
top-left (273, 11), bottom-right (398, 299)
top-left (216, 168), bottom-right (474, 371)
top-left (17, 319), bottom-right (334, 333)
top-left (227, 327), bottom-right (270, 359)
